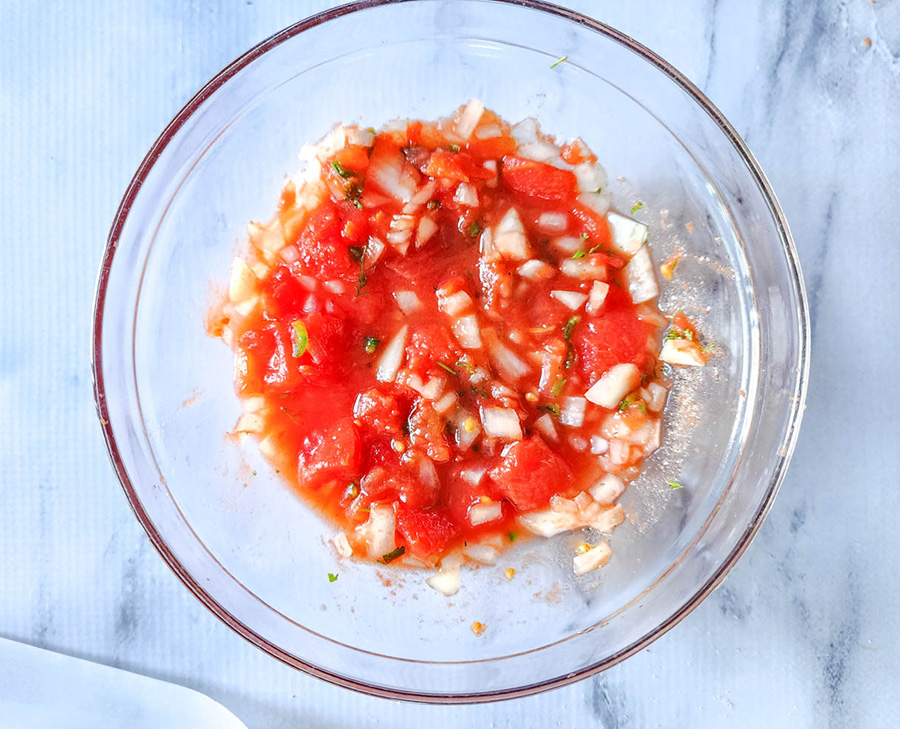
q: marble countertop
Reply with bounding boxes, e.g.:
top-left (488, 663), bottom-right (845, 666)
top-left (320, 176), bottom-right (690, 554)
top-left (1, 1), bottom-right (898, 726)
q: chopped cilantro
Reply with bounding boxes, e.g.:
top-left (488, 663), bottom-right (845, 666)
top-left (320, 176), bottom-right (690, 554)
top-left (291, 320), bottom-right (308, 357)
top-left (631, 201), bottom-right (643, 214)
top-left (331, 160), bottom-right (354, 179)
top-left (538, 403), bottom-right (560, 415)
top-left (364, 336), bottom-right (380, 354)
top-left (507, 531), bottom-right (519, 542)
top-left (572, 250), bottom-right (587, 259)
top-left (345, 182), bottom-right (363, 209)
top-left (701, 342), bottom-right (717, 354)
top-left (328, 572), bottom-right (339, 582)
top-left (580, 232), bottom-right (589, 241)
top-left (426, 199), bottom-right (441, 211)
top-left (562, 315), bottom-right (580, 368)
top-left (436, 361), bottom-right (457, 376)
top-left (618, 395), bottom-right (634, 412)
top-left (348, 246), bottom-right (364, 263)
top-left (448, 143), bottom-right (461, 153)
top-left (550, 55), bottom-right (568, 69)
top-left (552, 377), bottom-right (567, 397)
top-left (456, 359), bottom-right (475, 373)
top-left (378, 546), bottom-right (406, 564)
top-left (344, 483), bottom-right (359, 500)
top-left (595, 186), bottom-right (603, 194)
top-left (466, 221), bottom-right (483, 238)
top-left (668, 481), bottom-right (684, 490)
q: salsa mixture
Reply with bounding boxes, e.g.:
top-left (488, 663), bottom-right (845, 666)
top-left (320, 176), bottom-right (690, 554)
top-left (211, 101), bottom-right (709, 593)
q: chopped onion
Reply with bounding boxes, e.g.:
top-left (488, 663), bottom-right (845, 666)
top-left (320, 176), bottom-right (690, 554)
top-left (331, 532), bottom-right (353, 558)
top-left (550, 290), bottom-right (588, 311)
top-left (417, 216), bottom-right (438, 246)
top-left (474, 123), bottom-right (502, 139)
top-left (585, 363), bottom-right (641, 409)
top-left (364, 236), bottom-right (386, 265)
top-left (433, 391), bottom-right (458, 415)
top-left (626, 245), bottom-right (659, 304)
top-left (468, 501), bottom-right (503, 527)
top-left (453, 182), bottom-right (479, 207)
top-left (553, 236), bottom-right (583, 255)
top-left (607, 439), bottom-right (632, 466)
top-left (483, 159), bottom-right (498, 187)
top-left (537, 212), bottom-right (568, 234)
top-left (452, 314), bottom-right (483, 349)
top-left (521, 508), bottom-right (583, 538)
top-left (560, 257), bottom-right (607, 280)
top-left (493, 208), bottom-right (530, 260)
top-left (437, 290), bottom-right (473, 317)
top-left (393, 290), bottom-right (421, 315)
top-left (426, 563), bottom-right (461, 596)
top-left (590, 435), bottom-right (610, 456)
top-left (367, 146), bottom-right (417, 202)
top-left (589, 473), bottom-right (625, 504)
top-left (357, 504), bottom-right (396, 559)
top-left (533, 413), bottom-right (559, 442)
top-left (643, 419), bottom-right (662, 455)
top-left (278, 245), bottom-right (300, 264)
top-left (463, 543), bottom-right (500, 564)
top-left (591, 503), bottom-right (625, 533)
top-left (345, 127), bottom-right (375, 147)
top-left (511, 117), bottom-right (540, 145)
top-left (518, 140), bottom-right (562, 164)
top-left (607, 211), bottom-right (648, 255)
top-left (451, 407), bottom-right (482, 450)
top-left (573, 542), bottom-right (611, 576)
top-left (376, 325), bottom-right (408, 383)
top-left (487, 337), bottom-right (530, 380)
top-left (247, 220), bottom-right (285, 255)
top-left (559, 396), bottom-right (587, 427)
top-left (660, 338), bottom-right (707, 366)
top-left (480, 407), bottom-right (523, 440)
top-left (387, 214), bottom-right (416, 252)
top-left (646, 382), bottom-right (668, 412)
top-left (228, 258), bottom-right (258, 302)
top-left (517, 259), bottom-right (555, 281)
top-left (234, 413), bottom-right (264, 434)
top-left (233, 295), bottom-right (258, 317)
top-left (585, 280), bottom-right (610, 314)
top-left (577, 192), bottom-right (611, 217)
top-left (409, 180), bottom-right (437, 206)
top-left (573, 162), bottom-right (608, 193)
top-left (455, 98), bottom-right (485, 141)
top-left (460, 465), bottom-right (488, 486)
top-left (323, 280), bottom-right (347, 295)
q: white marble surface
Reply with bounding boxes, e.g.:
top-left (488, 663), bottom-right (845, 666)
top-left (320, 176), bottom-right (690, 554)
top-left (1, 1), bottom-right (898, 726)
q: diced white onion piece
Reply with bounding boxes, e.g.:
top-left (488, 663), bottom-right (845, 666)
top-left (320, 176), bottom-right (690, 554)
top-left (433, 391), bottom-right (458, 415)
top-left (643, 419), bottom-right (662, 455)
top-left (470, 366), bottom-right (490, 384)
top-left (573, 542), bottom-right (612, 576)
top-left (660, 339), bottom-right (707, 366)
top-left (474, 123), bottom-right (502, 139)
top-left (560, 257), bottom-right (607, 280)
top-left (234, 413), bottom-right (264, 434)
top-left (487, 338), bottom-right (530, 380)
top-left (591, 503), bottom-right (625, 533)
top-left (570, 435), bottom-right (589, 452)
top-left (460, 465), bottom-right (488, 486)
top-left (417, 216), bottom-right (439, 247)
top-left (537, 212), bottom-right (568, 234)
top-left (590, 435), bottom-right (610, 456)
top-left (420, 377), bottom-right (445, 401)
top-left (393, 290), bottom-right (421, 315)
top-left (409, 180), bottom-right (437, 206)
top-left (607, 439), bottom-right (632, 466)
top-left (550, 290), bottom-right (588, 311)
top-left (242, 395), bottom-right (266, 413)
top-left (314, 125), bottom-right (348, 162)
top-left (365, 236), bottom-right (386, 265)
top-left (585, 363), bottom-right (641, 409)
top-left (533, 413), bottom-right (559, 442)
top-left (589, 473), bottom-right (625, 504)
top-left (345, 127), bottom-right (375, 147)
top-left (468, 501), bottom-right (504, 527)
top-left (464, 543), bottom-right (500, 565)
top-left (518, 140), bottom-right (562, 164)
top-left (455, 98), bottom-right (485, 141)
top-left (586, 281), bottom-right (610, 315)
top-left (452, 314), bottom-right (483, 349)
top-left (358, 504), bottom-right (396, 559)
top-left (437, 290), bottom-right (473, 317)
top-left (646, 382), bottom-right (668, 412)
top-left (233, 295), bottom-right (259, 317)
top-left (480, 407), bottom-right (523, 440)
top-left (323, 280), bottom-right (347, 295)
top-left (558, 396), bottom-right (587, 427)
top-left (626, 245), bottom-right (659, 304)
top-left (451, 407), bottom-right (482, 450)
top-left (553, 236), bottom-right (583, 255)
top-left (577, 191), bottom-right (611, 217)
top-left (376, 325), bottom-right (408, 382)
top-left (574, 162), bottom-right (608, 193)
top-left (278, 245), bottom-right (299, 264)
top-left (511, 117), bottom-right (539, 145)
top-left (493, 208), bottom-right (530, 260)
top-left (331, 532), bottom-right (353, 558)
top-left (228, 258), bottom-right (258, 302)
top-left (521, 509), bottom-right (583, 538)
top-left (247, 220), bottom-right (284, 254)
top-left (426, 564), bottom-right (461, 596)
top-left (454, 182), bottom-right (479, 207)
top-left (482, 159), bottom-right (498, 187)
top-left (368, 148), bottom-right (417, 203)
top-left (607, 211), bottom-right (648, 255)
top-left (517, 259), bottom-right (554, 281)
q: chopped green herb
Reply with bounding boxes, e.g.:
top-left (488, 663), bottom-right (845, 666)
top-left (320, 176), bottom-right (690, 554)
top-left (466, 221), bottom-right (483, 238)
top-left (280, 406), bottom-right (301, 424)
top-left (595, 186), bottom-right (603, 194)
top-left (426, 199), bottom-right (441, 211)
top-left (344, 483), bottom-right (359, 500)
top-left (291, 320), bottom-right (309, 357)
top-left (328, 572), bottom-right (339, 582)
top-left (507, 531), bottom-right (519, 542)
top-left (580, 232), bottom-right (589, 241)
top-left (456, 359), bottom-right (475, 373)
top-left (436, 361), bottom-right (457, 376)
top-left (618, 395), bottom-right (634, 412)
top-left (550, 55), bottom-right (568, 69)
top-left (354, 245), bottom-right (369, 297)
top-left (572, 250), bottom-right (587, 259)
top-left (562, 315), bottom-right (580, 369)
top-left (345, 183), bottom-right (363, 209)
top-left (348, 246), bottom-right (364, 262)
top-left (668, 481), bottom-right (684, 490)
top-left (631, 201), bottom-right (644, 214)
top-left (684, 329), bottom-right (695, 341)
top-left (378, 545), bottom-right (406, 564)
top-left (701, 342), bottom-right (717, 354)
top-left (448, 143), bottom-right (461, 153)
top-left (252, 470), bottom-right (257, 476)
top-left (552, 377), bottom-right (567, 397)
top-left (364, 336), bottom-right (380, 354)
top-left (331, 160), bottom-right (354, 179)
top-left (664, 328), bottom-right (685, 341)
top-left (538, 403), bottom-right (560, 415)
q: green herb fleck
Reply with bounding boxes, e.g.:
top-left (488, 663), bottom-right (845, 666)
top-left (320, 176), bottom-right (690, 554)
top-left (456, 359), bottom-right (475, 373)
top-left (580, 232), bottom-right (589, 241)
top-left (507, 531), bottom-right (519, 542)
top-left (344, 483), bottom-right (359, 500)
top-left (595, 186), bottom-right (603, 194)
top-left (466, 221), bottom-right (483, 238)
top-left (328, 572), bottom-right (339, 582)
top-left (354, 245), bottom-right (369, 297)
top-left (631, 201), bottom-right (644, 214)
top-left (252, 470), bottom-right (257, 476)
top-left (572, 250), bottom-right (587, 259)
top-left (552, 377), bottom-right (567, 397)
top-left (562, 315), bottom-right (580, 369)
top-left (331, 160), bottom-right (354, 179)
top-left (668, 481), bottom-right (684, 490)
top-left (378, 545), bottom-right (406, 564)
top-left (701, 342), bottom-right (717, 354)
top-left (550, 55), bottom-right (568, 69)
top-left (618, 395), bottom-right (634, 412)
top-left (348, 246), bottom-right (364, 262)
top-left (345, 182), bottom-right (363, 209)
top-left (538, 403), bottom-right (560, 415)
top-left (436, 361), bottom-right (457, 376)
top-left (427, 199), bottom-right (441, 211)
top-left (364, 336), bottom-right (380, 354)
top-left (291, 320), bottom-right (308, 357)
top-left (448, 143), bottom-right (461, 153)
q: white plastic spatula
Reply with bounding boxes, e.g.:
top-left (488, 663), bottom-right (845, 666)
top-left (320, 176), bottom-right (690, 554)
top-left (0, 637), bottom-right (248, 728)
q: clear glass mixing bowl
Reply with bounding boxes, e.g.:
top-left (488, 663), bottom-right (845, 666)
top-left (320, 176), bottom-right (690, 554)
top-left (92, 0), bottom-right (809, 703)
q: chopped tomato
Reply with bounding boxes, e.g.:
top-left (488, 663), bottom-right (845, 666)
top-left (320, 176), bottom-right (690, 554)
top-left (297, 418), bottom-right (361, 490)
top-left (396, 507), bottom-right (458, 559)
top-left (296, 202), bottom-right (359, 281)
top-left (574, 308), bottom-right (654, 379)
top-left (423, 151), bottom-right (470, 182)
top-left (354, 387), bottom-right (407, 435)
top-left (262, 265), bottom-right (307, 319)
top-left (333, 144), bottom-right (370, 173)
top-left (489, 436), bottom-right (573, 511)
top-left (500, 156), bottom-right (578, 202)
top-left (408, 401), bottom-right (451, 462)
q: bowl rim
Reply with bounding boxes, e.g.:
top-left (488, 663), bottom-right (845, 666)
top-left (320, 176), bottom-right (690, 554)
top-left (91, 0), bottom-right (811, 704)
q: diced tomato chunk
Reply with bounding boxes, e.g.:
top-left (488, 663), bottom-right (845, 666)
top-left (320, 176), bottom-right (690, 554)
top-left (296, 202), bottom-right (359, 281)
top-left (263, 265), bottom-right (307, 319)
top-left (408, 400), bottom-right (451, 462)
top-left (423, 151), bottom-right (470, 182)
top-left (303, 312), bottom-right (347, 368)
top-left (235, 326), bottom-right (276, 394)
top-left (354, 387), bottom-right (407, 435)
top-left (574, 309), bottom-right (654, 380)
top-left (263, 322), bottom-right (307, 392)
top-left (500, 156), bottom-right (578, 202)
top-left (297, 418), bottom-right (361, 489)
top-left (405, 323), bottom-right (460, 377)
top-left (395, 506), bottom-right (459, 559)
top-left (332, 144), bottom-right (370, 173)
top-left (489, 436), bottom-right (573, 511)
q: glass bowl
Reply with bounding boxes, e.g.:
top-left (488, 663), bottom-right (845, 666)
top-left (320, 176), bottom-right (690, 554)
top-left (92, 0), bottom-right (809, 703)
